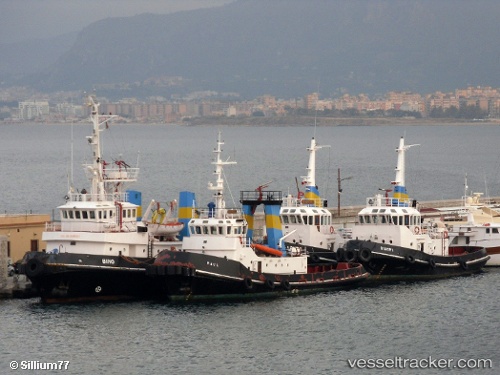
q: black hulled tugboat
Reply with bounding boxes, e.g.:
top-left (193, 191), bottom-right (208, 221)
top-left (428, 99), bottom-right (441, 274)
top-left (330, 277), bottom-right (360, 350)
top-left (342, 137), bottom-right (489, 281)
top-left (145, 132), bottom-right (369, 301)
top-left (18, 95), bottom-right (183, 303)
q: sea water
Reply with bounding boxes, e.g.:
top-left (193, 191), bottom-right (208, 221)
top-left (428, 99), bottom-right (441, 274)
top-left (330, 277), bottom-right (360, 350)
top-left (2, 123), bottom-right (500, 214)
top-left (0, 123), bottom-right (499, 374)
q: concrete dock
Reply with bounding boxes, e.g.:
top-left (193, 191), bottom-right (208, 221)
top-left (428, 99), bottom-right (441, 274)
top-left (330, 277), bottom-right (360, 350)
top-left (1, 235), bottom-right (36, 299)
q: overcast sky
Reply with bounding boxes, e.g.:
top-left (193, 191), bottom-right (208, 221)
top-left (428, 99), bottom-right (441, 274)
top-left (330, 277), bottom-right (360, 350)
top-left (0, 0), bottom-right (234, 44)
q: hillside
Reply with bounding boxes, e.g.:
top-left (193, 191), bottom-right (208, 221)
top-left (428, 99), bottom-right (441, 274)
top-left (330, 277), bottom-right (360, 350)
top-left (15, 0), bottom-right (500, 98)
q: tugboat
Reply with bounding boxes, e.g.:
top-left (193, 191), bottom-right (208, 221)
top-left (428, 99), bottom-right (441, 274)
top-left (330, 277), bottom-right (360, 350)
top-left (279, 137), bottom-right (349, 259)
top-left (342, 136), bottom-right (489, 280)
top-left (146, 132), bottom-right (369, 301)
top-left (18, 95), bottom-right (183, 303)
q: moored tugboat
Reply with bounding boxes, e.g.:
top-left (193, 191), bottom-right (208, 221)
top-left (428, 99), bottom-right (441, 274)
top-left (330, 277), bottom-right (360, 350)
top-left (18, 95), bottom-right (183, 303)
top-left (145, 132), bottom-right (369, 301)
top-left (342, 137), bottom-right (489, 281)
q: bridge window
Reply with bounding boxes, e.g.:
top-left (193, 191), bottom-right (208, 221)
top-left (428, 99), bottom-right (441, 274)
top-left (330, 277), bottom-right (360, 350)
top-left (493, 228), bottom-right (499, 234)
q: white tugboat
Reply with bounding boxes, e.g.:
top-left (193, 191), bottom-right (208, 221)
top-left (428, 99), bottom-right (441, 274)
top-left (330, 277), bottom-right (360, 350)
top-left (19, 95), bottom-right (183, 303)
top-left (343, 137), bottom-right (489, 280)
top-left (280, 137), bottom-right (348, 258)
top-left (146, 132), bottom-right (369, 301)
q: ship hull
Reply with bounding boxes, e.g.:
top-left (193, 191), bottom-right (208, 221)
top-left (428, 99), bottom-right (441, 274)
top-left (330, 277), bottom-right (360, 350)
top-left (449, 245), bottom-right (500, 266)
top-left (145, 250), bottom-right (369, 302)
top-left (343, 240), bottom-right (489, 281)
top-left (19, 251), bottom-right (158, 303)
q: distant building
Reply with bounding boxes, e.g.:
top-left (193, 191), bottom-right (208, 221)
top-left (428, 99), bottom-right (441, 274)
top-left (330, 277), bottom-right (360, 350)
top-left (18, 100), bottom-right (49, 120)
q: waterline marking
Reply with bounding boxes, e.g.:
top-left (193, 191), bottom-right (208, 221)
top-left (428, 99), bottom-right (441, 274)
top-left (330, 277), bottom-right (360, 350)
top-left (9, 360), bottom-right (70, 371)
top-left (347, 356), bottom-right (493, 370)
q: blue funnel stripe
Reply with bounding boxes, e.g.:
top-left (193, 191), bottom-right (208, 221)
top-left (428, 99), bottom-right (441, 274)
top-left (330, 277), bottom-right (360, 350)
top-left (264, 205), bottom-right (284, 254)
top-left (242, 204), bottom-right (255, 242)
top-left (392, 185), bottom-right (409, 207)
top-left (178, 191), bottom-right (196, 239)
top-left (304, 185), bottom-right (320, 206)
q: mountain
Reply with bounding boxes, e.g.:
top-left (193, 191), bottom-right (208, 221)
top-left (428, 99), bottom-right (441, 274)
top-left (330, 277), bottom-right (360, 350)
top-left (0, 32), bottom-right (77, 85)
top-left (15, 0), bottom-right (500, 98)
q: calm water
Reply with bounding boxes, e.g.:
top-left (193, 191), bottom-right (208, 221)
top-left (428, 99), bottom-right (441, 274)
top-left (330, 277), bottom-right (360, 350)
top-left (0, 271), bottom-right (498, 374)
top-left (1, 123), bottom-right (500, 214)
top-left (1, 123), bottom-right (499, 374)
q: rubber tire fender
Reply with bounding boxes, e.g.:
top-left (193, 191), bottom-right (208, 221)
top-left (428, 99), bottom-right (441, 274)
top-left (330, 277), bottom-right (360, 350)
top-left (336, 248), bottom-right (344, 262)
top-left (281, 279), bottom-right (291, 291)
top-left (359, 248), bottom-right (372, 263)
top-left (405, 255), bottom-right (416, 265)
top-left (265, 278), bottom-right (275, 290)
top-left (243, 277), bottom-right (253, 290)
top-left (344, 249), bottom-right (357, 262)
top-left (25, 258), bottom-right (44, 278)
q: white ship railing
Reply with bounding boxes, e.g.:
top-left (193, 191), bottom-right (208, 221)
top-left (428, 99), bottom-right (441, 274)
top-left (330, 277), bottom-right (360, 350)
top-left (281, 195), bottom-right (326, 208)
top-left (194, 208), bottom-right (244, 220)
top-left (66, 192), bottom-right (132, 203)
top-left (83, 165), bottom-right (139, 182)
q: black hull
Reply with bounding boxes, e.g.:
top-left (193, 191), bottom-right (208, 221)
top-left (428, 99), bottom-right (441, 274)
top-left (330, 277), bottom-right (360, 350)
top-left (145, 250), bottom-right (369, 302)
top-left (18, 251), bottom-right (157, 303)
top-left (343, 240), bottom-right (489, 281)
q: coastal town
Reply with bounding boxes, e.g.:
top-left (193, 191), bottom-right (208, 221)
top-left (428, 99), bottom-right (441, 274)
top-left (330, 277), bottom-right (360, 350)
top-left (1, 84), bottom-right (500, 124)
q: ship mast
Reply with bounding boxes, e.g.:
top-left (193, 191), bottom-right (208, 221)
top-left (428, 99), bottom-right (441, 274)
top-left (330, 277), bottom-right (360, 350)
top-left (392, 136), bottom-right (419, 203)
top-left (84, 95), bottom-right (118, 201)
top-left (301, 137), bottom-right (330, 206)
top-left (208, 131), bottom-right (236, 217)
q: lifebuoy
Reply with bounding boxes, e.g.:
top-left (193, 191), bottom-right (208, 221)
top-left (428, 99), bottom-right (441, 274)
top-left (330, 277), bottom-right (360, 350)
top-left (25, 258), bottom-right (44, 278)
top-left (281, 279), bottom-right (291, 291)
top-left (243, 277), bottom-right (253, 290)
top-left (414, 227), bottom-right (420, 234)
top-left (330, 226), bottom-right (335, 234)
top-left (359, 248), bottom-right (372, 263)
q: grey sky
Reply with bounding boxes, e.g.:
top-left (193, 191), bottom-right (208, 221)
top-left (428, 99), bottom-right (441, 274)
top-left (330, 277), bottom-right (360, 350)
top-left (0, 0), bottom-right (234, 44)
